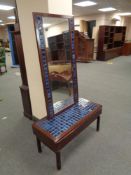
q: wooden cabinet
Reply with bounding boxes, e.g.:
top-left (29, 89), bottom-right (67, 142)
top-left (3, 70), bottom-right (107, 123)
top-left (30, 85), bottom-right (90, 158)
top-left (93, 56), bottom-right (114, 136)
top-left (75, 31), bottom-right (94, 62)
top-left (48, 31), bottom-right (94, 63)
top-left (122, 42), bottom-right (131, 56)
top-left (14, 29), bottom-right (32, 119)
top-left (97, 26), bottom-right (126, 61)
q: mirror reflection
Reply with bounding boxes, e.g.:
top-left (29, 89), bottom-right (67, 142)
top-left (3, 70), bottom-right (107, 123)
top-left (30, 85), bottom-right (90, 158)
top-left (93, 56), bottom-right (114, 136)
top-left (42, 17), bottom-right (73, 112)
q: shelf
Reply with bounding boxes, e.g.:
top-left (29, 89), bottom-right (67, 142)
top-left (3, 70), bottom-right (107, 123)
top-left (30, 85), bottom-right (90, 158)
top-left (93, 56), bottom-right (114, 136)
top-left (48, 33), bottom-right (71, 62)
top-left (97, 25), bottom-right (126, 60)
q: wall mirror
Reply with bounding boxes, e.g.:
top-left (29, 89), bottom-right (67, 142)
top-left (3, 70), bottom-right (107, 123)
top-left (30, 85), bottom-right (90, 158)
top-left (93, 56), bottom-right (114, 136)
top-left (33, 13), bottom-right (78, 119)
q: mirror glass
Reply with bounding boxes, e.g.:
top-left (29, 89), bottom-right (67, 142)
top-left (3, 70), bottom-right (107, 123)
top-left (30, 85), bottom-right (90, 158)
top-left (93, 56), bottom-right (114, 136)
top-left (42, 17), bottom-right (73, 113)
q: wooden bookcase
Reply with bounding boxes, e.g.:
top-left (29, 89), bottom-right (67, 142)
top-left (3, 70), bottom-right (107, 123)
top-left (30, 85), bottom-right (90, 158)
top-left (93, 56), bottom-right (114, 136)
top-left (48, 31), bottom-right (94, 63)
top-left (97, 26), bottom-right (126, 61)
top-left (48, 32), bottom-right (71, 63)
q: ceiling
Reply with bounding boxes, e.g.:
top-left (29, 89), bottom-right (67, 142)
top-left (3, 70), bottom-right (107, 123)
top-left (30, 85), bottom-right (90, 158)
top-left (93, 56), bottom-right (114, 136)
top-left (73, 0), bottom-right (131, 16)
top-left (0, 0), bottom-right (131, 25)
top-left (0, 0), bottom-right (15, 25)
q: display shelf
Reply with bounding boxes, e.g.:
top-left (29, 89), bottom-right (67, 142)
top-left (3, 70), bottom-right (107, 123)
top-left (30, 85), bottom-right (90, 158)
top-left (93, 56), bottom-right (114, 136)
top-left (97, 25), bottom-right (126, 61)
top-left (48, 32), bottom-right (71, 63)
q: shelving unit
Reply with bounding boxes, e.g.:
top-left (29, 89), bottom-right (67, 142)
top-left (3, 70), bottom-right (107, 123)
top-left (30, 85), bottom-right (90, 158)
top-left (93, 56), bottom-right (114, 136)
top-left (48, 31), bottom-right (94, 63)
top-left (48, 32), bottom-right (71, 63)
top-left (97, 25), bottom-right (126, 61)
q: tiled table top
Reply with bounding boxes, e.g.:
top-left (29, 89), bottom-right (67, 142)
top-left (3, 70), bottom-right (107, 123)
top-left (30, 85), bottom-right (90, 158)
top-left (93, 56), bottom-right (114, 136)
top-left (36, 98), bottom-right (97, 138)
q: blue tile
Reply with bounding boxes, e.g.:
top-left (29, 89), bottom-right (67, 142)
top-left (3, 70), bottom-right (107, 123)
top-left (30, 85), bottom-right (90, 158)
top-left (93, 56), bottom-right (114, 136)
top-left (37, 98), bottom-right (97, 138)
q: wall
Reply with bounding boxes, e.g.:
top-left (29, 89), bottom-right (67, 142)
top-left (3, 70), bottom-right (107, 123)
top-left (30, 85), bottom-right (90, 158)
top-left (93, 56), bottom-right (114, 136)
top-left (123, 16), bottom-right (131, 41)
top-left (75, 13), bottom-right (107, 47)
top-left (46, 21), bottom-right (68, 38)
top-left (44, 21), bottom-right (68, 47)
top-left (48, 0), bottom-right (72, 16)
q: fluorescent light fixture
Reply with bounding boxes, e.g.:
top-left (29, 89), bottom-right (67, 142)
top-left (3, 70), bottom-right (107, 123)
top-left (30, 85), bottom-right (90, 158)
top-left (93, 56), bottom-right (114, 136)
top-left (98, 7), bottom-right (116, 12)
top-left (0, 20), bottom-right (3, 22)
top-left (118, 12), bottom-right (131, 16)
top-left (0, 4), bottom-right (15, 10)
top-left (43, 24), bottom-right (51, 28)
top-left (0, 23), bottom-right (5, 26)
top-left (8, 16), bottom-right (16, 20)
top-left (74, 1), bottom-right (97, 7)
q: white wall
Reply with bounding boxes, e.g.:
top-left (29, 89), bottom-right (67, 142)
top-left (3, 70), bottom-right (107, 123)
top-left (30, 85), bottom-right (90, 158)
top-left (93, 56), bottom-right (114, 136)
top-left (48, 0), bottom-right (72, 16)
top-left (75, 13), bottom-right (107, 47)
top-left (44, 21), bottom-right (68, 47)
top-left (123, 16), bottom-right (131, 41)
top-left (46, 21), bottom-right (68, 38)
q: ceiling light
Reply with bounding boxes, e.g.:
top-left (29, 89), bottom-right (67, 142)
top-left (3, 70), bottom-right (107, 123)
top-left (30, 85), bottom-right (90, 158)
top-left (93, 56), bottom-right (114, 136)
top-left (0, 4), bottom-right (15, 11)
top-left (0, 23), bottom-right (5, 26)
top-left (0, 20), bottom-right (3, 22)
top-left (118, 12), bottom-right (131, 16)
top-left (43, 24), bottom-right (51, 28)
top-left (8, 16), bottom-right (16, 20)
top-left (74, 1), bottom-right (97, 7)
top-left (98, 7), bottom-right (116, 12)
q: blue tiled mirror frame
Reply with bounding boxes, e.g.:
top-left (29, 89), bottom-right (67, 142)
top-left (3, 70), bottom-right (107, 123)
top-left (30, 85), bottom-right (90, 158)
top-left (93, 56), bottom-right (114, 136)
top-left (33, 13), bottom-right (79, 119)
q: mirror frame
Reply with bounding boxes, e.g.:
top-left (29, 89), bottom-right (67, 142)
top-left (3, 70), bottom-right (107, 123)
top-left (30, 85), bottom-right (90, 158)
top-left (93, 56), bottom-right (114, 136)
top-left (33, 12), bottom-right (78, 119)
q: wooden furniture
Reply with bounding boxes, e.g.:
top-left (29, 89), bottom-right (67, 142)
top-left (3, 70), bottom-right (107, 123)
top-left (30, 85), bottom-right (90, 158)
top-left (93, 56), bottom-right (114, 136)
top-left (48, 32), bottom-right (70, 63)
top-left (48, 30), bottom-right (94, 63)
top-left (122, 42), bottom-right (131, 56)
top-left (49, 64), bottom-right (72, 94)
top-left (32, 13), bottom-right (102, 170)
top-left (13, 25), bottom-right (32, 119)
top-left (0, 47), bottom-right (7, 74)
top-left (97, 26), bottom-right (126, 61)
top-left (75, 31), bottom-right (94, 62)
top-left (32, 98), bottom-right (102, 170)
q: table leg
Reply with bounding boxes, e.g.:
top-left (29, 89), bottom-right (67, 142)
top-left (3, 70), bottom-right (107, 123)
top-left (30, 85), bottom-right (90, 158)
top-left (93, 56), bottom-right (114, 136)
top-left (56, 151), bottom-right (61, 170)
top-left (36, 137), bottom-right (42, 153)
top-left (96, 116), bottom-right (100, 131)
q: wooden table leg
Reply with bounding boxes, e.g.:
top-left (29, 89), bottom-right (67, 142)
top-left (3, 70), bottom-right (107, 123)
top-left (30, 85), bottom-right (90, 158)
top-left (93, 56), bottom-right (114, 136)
top-left (96, 116), bottom-right (100, 131)
top-left (56, 151), bottom-right (61, 170)
top-left (36, 137), bottom-right (42, 153)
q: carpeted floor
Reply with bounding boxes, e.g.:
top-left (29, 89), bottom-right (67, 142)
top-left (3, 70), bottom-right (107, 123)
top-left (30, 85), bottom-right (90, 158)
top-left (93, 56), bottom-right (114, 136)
top-left (0, 56), bottom-right (131, 175)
